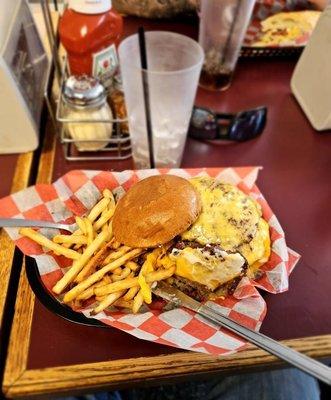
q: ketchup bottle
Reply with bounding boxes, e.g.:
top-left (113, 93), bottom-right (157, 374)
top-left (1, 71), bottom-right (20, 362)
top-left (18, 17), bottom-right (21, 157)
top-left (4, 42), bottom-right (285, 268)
top-left (59, 0), bottom-right (123, 88)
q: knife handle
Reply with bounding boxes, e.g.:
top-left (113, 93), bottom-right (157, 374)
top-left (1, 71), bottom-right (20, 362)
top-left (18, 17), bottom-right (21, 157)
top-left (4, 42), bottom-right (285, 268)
top-left (199, 304), bottom-right (331, 385)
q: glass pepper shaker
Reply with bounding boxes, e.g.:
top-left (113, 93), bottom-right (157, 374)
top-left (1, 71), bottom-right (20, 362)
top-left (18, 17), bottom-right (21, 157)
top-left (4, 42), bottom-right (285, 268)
top-left (62, 75), bottom-right (113, 151)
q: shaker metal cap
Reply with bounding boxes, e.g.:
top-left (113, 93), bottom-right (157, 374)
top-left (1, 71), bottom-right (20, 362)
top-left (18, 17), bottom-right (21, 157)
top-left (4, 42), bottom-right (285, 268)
top-left (63, 75), bottom-right (106, 108)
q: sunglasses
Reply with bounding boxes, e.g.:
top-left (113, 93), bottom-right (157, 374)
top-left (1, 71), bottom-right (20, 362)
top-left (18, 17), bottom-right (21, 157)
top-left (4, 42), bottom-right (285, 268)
top-left (189, 106), bottom-right (267, 142)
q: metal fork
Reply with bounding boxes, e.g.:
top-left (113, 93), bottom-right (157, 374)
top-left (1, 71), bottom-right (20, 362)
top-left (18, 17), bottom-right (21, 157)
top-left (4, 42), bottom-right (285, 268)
top-left (0, 218), bottom-right (76, 233)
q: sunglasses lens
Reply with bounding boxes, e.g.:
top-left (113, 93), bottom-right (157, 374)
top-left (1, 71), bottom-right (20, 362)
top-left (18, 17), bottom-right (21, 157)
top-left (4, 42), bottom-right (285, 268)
top-left (229, 108), bottom-right (267, 141)
top-left (189, 108), bottom-right (218, 140)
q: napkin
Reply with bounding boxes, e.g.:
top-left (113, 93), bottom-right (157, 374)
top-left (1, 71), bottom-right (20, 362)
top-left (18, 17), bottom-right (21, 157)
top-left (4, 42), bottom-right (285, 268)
top-left (0, 167), bottom-right (300, 356)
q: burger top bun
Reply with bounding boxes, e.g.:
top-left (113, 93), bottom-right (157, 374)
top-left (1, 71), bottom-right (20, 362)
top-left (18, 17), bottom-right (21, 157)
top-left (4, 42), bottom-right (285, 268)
top-left (112, 175), bottom-right (201, 248)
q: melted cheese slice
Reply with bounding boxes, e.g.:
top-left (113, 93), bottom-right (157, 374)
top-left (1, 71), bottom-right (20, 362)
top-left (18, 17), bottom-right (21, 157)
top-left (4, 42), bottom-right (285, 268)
top-left (170, 247), bottom-right (246, 290)
top-left (182, 178), bottom-right (262, 250)
top-left (239, 218), bottom-right (271, 266)
top-left (181, 177), bottom-right (271, 273)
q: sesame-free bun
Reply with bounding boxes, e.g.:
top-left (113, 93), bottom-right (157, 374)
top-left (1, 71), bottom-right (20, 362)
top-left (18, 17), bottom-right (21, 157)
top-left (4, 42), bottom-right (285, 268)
top-left (112, 175), bottom-right (201, 248)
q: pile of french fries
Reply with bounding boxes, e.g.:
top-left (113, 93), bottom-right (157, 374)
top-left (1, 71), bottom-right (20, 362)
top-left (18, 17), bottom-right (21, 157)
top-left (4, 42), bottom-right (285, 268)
top-left (20, 189), bottom-right (176, 314)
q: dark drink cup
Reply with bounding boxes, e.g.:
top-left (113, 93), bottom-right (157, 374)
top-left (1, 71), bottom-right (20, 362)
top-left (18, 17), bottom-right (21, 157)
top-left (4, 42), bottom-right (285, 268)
top-left (200, 68), bottom-right (233, 91)
top-left (199, 0), bottom-right (256, 91)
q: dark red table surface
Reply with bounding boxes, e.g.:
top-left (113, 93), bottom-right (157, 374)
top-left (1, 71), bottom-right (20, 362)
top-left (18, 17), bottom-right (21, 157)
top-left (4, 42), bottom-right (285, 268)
top-left (27, 17), bottom-right (331, 370)
top-left (0, 155), bottom-right (20, 198)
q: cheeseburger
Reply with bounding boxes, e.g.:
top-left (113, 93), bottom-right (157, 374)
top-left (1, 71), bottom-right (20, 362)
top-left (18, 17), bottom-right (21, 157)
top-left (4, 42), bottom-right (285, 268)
top-left (113, 175), bottom-right (270, 301)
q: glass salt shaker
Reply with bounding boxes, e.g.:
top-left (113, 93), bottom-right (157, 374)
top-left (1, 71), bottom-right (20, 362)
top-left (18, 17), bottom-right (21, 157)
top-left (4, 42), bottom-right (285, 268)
top-left (62, 75), bottom-right (113, 151)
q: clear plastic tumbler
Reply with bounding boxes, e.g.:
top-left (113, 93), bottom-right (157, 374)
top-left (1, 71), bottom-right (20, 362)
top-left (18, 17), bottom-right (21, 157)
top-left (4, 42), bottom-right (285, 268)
top-left (199, 0), bottom-right (256, 91)
top-left (118, 31), bottom-right (204, 169)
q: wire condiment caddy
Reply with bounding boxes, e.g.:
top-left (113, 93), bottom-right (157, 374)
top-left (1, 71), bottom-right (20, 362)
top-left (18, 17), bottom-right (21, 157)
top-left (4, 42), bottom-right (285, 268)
top-left (55, 64), bottom-right (131, 161)
top-left (41, 0), bottom-right (132, 162)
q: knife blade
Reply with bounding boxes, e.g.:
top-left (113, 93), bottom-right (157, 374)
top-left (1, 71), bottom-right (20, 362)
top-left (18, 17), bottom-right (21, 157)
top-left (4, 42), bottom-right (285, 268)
top-left (153, 282), bottom-right (331, 385)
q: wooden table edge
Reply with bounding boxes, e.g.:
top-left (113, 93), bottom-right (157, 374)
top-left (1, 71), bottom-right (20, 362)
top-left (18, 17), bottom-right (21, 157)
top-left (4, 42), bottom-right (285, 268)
top-left (3, 335), bottom-right (331, 398)
top-left (0, 152), bottom-right (33, 323)
top-left (2, 121), bottom-right (56, 397)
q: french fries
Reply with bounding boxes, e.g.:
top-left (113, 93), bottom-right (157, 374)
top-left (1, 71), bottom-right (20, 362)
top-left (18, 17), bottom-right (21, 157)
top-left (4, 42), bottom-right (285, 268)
top-left (91, 290), bottom-right (125, 315)
top-left (112, 267), bottom-right (123, 275)
top-left (53, 229), bottom-right (110, 294)
top-left (76, 276), bottom-right (111, 300)
top-left (138, 274), bottom-right (152, 304)
top-left (123, 286), bottom-right (140, 301)
top-left (63, 248), bottom-right (143, 302)
top-left (53, 234), bottom-right (87, 245)
top-left (76, 286), bottom-right (95, 301)
top-left (102, 189), bottom-right (113, 199)
top-left (114, 299), bottom-right (133, 309)
top-left (95, 295), bottom-right (107, 302)
top-left (75, 239), bottom-right (114, 283)
top-left (112, 267), bottom-right (131, 281)
top-left (94, 207), bottom-right (115, 231)
top-left (133, 291), bottom-right (144, 314)
top-left (94, 277), bottom-right (139, 297)
top-left (137, 249), bottom-right (159, 304)
top-left (145, 267), bottom-right (176, 283)
top-left (19, 228), bottom-right (80, 260)
top-left (103, 246), bottom-right (130, 265)
top-left (94, 266), bottom-right (176, 297)
top-left (75, 216), bottom-right (86, 235)
top-left (112, 241), bottom-right (121, 250)
top-left (125, 261), bottom-right (140, 272)
top-left (85, 218), bottom-right (94, 246)
top-left (88, 197), bottom-right (110, 222)
top-left (20, 188), bottom-right (178, 316)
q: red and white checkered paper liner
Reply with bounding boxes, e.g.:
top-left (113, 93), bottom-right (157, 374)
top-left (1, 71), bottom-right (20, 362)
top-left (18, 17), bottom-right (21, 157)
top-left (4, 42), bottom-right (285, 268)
top-left (0, 167), bottom-right (300, 356)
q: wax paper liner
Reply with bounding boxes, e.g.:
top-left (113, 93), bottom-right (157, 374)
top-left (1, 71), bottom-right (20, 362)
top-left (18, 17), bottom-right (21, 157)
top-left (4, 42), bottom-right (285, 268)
top-left (0, 167), bottom-right (300, 356)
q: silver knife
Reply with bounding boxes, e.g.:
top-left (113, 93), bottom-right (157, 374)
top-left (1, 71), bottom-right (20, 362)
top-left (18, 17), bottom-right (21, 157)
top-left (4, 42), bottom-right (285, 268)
top-left (153, 282), bottom-right (331, 385)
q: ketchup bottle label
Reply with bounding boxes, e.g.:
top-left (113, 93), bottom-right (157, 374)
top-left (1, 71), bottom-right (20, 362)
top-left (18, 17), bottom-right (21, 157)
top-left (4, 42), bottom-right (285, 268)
top-left (92, 43), bottom-right (119, 88)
